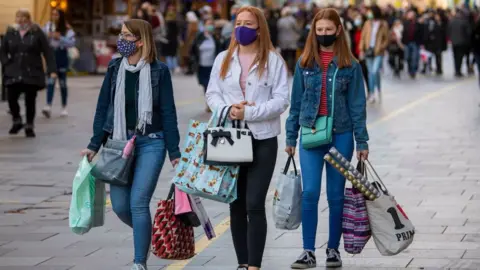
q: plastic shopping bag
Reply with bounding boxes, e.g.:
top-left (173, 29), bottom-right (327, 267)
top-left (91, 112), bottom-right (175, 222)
top-left (69, 157), bottom-right (105, 235)
top-left (189, 195), bottom-right (216, 240)
top-left (273, 156), bottom-right (302, 230)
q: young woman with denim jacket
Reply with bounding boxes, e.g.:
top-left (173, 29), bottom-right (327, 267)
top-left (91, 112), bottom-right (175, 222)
top-left (285, 8), bottom-right (369, 269)
top-left (206, 6), bottom-right (290, 270)
top-left (80, 19), bottom-right (181, 270)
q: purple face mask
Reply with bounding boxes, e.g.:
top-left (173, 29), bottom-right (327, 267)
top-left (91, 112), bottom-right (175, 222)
top-left (235, 26), bottom-right (258, 46)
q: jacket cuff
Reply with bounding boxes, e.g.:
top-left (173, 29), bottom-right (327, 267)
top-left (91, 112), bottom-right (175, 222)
top-left (169, 150), bottom-right (181, 161)
top-left (356, 142), bottom-right (369, 151)
top-left (87, 142), bottom-right (101, 153)
top-left (244, 106), bottom-right (253, 122)
top-left (286, 138), bottom-right (297, 148)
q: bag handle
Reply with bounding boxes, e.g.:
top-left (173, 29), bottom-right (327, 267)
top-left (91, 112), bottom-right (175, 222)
top-left (364, 160), bottom-right (389, 195)
top-left (283, 155), bottom-right (298, 176)
top-left (167, 184), bottom-right (175, 200)
top-left (216, 106), bottom-right (230, 127)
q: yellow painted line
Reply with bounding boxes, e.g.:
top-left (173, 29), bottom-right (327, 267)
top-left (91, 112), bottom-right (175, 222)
top-left (166, 79), bottom-right (473, 269)
top-left (165, 219), bottom-right (231, 270)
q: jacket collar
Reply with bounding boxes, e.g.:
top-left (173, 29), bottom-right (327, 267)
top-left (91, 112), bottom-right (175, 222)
top-left (109, 57), bottom-right (164, 71)
top-left (304, 55), bottom-right (339, 71)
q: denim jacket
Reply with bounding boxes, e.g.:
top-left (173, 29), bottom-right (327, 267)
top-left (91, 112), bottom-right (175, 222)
top-left (285, 57), bottom-right (369, 151)
top-left (87, 58), bottom-right (181, 161)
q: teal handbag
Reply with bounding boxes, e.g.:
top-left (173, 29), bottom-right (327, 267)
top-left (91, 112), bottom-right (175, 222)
top-left (301, 68), bottom-right (339, 149)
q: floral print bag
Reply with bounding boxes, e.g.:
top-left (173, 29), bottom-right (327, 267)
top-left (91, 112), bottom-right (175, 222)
top-left (172, 111), bottom-right (239, 204)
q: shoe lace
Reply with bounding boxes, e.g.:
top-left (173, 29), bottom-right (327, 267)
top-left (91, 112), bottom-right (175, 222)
top-left (298, 250), bottom-right (314, 261)
top-left (327, 249), bottom-right (339, 259)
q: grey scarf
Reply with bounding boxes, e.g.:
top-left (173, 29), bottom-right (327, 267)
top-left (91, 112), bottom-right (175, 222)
top-left (113, 57), bottom-right (152, 140)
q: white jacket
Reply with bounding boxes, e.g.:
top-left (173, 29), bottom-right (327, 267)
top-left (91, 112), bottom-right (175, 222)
top-left (206, 50), bottom-right (290, 140)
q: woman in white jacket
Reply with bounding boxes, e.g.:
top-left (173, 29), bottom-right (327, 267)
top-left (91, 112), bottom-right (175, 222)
top-left (206, 6), bottom-right (289, 270)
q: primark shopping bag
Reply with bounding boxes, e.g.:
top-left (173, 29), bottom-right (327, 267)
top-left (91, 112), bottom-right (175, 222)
top-left (272, 156), bottom-right (302, 230)
top-left (365, 161), bottom-right (415, 256)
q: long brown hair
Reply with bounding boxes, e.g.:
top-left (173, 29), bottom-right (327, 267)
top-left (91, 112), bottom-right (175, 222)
top-left (124, 19), bottom-right (157, 63)
top-left (219, 6), bottom-right (274, 79)
top-left (300, 8), bottom-right (353, 69)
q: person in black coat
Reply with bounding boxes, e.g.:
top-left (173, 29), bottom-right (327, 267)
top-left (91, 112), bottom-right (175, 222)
top-left (472, 17), bottom-right (480, 87)
top-left (421, 10), bottom-right (447, 75)
top-left (0, 9), bottom-right (56, 137)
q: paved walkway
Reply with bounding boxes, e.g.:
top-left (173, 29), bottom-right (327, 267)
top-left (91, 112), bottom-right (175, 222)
top-left (0, 58), bottom-right (480, 269)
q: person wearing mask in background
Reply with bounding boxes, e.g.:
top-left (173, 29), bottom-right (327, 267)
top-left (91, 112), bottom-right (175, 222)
top-left (448, 9), bottom-right (472, 78)
top-left (286, 8), bottom-right (369, 269)
top-left (351, 12), bottom-right (370, 90)
top-left (206, 6), bottom-right (289, 270)
top-left (182, 11), bottom-right (199, 75)
top-left (402, 10), bottom-right (424, 79)
top-left (42, 8), bottom-right (76, 118)
top-left (163, 4), bottom-right (180, 74)
top-left (388, 19), bottom-right (405, 77)
top-left (81, 19), bottom-right (181, 270)
top-left (1, 9), bottom-right (57, 137)
top-left (278, 6), bottom-right (302, 75)
top-left (359, 5), bottom-right (389, 104)
top-left (221, 5), bottom-right (240, 43)
top-left (191, 18), bottom-right (221, 112)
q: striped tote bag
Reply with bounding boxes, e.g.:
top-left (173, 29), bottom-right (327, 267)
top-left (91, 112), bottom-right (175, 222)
top-left (342, 187), bottom-right (371, 254)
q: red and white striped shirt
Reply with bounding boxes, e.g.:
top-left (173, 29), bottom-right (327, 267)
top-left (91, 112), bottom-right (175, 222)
top-left (319, 50), bottom-right (334, 116)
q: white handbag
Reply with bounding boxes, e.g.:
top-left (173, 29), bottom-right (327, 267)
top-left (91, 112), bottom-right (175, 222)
top-left (364, 161), bottom-right (415, 256)
top-left (204, 106), bottom-right (253, 165)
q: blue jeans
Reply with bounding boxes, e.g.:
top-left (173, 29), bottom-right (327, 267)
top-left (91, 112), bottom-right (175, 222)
top-left (300, 132), bottom-right (354, 251)
top-left (366, 56), bottom-right (383, 94)
top-left (46, 71), bottom-right (68, 107)
top-left (110, 131), bottom-right (167, 264)
top-left (166, 56), bottom-right (178, 71)
top-left (405, 43), bottom-right (420, 75)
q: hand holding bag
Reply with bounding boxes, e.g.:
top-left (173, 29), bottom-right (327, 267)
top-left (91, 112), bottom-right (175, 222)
top-left (301, 68), bottom-right (339, 149)
top-left (204, 106), bottom-right (253, 165)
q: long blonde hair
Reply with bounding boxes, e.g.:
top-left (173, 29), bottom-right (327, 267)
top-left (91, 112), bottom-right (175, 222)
top-left (124, 19), bottom-right (157, 63)
top-left (219, 6), bottom-right (274, 79)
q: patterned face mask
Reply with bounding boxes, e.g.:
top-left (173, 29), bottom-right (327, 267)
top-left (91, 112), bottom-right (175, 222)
top-left (117, 38), bottom-right (137, 58)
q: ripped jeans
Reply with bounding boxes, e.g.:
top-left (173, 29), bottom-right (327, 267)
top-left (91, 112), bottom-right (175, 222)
top-left (46, 71), bottom-right (68, 107)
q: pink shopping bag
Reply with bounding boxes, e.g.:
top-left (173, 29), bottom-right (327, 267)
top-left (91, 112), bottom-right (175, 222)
top-left (174, 187), bottom-right (193, 215)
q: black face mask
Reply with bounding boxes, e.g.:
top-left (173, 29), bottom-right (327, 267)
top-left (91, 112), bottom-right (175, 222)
top-left (316, 34), bottom-right (337, 47)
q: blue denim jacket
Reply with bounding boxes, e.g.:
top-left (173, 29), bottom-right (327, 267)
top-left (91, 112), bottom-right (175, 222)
top-left (87, 58), bottom-right (181, 161)
top-left (285, 57), bottom-right (369, 151)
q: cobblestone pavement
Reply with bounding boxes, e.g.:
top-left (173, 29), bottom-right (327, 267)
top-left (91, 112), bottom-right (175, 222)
top-left (0, 57), bottom-right (480, 270)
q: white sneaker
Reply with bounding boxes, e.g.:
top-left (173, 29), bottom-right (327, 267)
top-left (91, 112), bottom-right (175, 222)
top-left (367, 95), bottom-right (376, 104)
top-left (131, 263), bottom-right (147, 270)
top-left (42, 106), bottom-right (52, 118)
top-left (60, 108), bottom-right (68, 117)
top-left (174, 67), bottom-right (182, 74)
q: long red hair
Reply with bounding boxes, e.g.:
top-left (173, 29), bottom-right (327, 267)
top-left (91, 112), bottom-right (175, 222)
top-left (300, 8), bottom-right (353, 69)
top-left (219, 6), bottom-right (274, 79)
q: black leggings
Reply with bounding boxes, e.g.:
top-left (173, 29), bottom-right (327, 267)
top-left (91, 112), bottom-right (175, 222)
top-left (8, 83), bottom-right (38, 125)
top-left (230, 137), bottom-right (278, 268)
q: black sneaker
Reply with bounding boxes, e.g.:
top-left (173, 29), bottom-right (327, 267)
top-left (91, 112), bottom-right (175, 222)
top-left (326, 248), bottom-right (342, 268)
top-left (25, 125), bottom-right (36, 138)
top-left (236, 266), bottom-right (248, 270)
top-left (9, 122), bottom-right (24, 134)
top-left (291, 250), bottom-right (316, 269)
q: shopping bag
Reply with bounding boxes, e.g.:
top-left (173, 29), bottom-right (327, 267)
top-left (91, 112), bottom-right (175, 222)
top-left (343, 187), bottom-right (371, 254)
top-left (189, 195), bottom-right (216, 240)
top-left (364, 160), bottom-right (415, 256)
top-left (172, 111), bottom-right (239, 204)
top-left (175, 187), bottom-right (193, 215)
top-left (69, 157), bottom-right (105, 235)
top-left (273, 156), bottom-right (302, 230)
top-left (151, 185), bottom-right (195, 260)
top-left (343, 161), bottom-right (371, 254)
